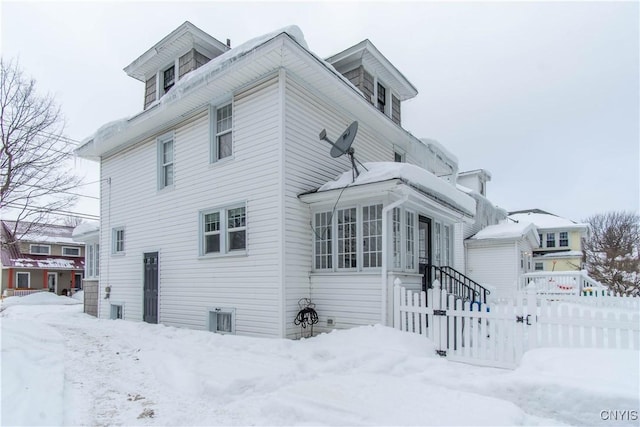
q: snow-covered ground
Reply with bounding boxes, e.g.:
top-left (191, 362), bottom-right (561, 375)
top-left (1, 293), bottom-right (638, 426)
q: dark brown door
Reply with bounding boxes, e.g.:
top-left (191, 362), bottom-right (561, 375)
top-left (418, 216), bottom-right (432, 290)
top-left (143, 252), bottom-right (158, 324)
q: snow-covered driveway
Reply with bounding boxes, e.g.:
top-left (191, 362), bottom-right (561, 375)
top-left (1, 294), bottom-right (638, 426)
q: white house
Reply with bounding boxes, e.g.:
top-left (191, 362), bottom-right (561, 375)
top-left (76, 22), bottom-right (500, 338)
top-left (465, 221), bottom-right (539, 299)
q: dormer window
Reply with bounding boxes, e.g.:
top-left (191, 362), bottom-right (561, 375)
top-left (163, 66), bottom-right (176, 93)
top-left (377, 83), bottom-right (386, 113)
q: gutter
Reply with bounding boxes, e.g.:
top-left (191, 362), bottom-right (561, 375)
top-left (380, 193), bottom-right (409, 326)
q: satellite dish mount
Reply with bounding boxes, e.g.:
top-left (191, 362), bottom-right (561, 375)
top-left (319, 121), bottom-right (362, 181)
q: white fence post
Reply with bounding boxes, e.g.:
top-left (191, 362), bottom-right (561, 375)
top-left (526, 283), bottom-right (538, 351)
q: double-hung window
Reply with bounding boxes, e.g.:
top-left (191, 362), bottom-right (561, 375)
top-left (559, 232), bottom-right (569, 247)
top-left (157, 133), bottom-right (174, 189)
top-left (200, 205), bottom-right (246, 255)
top-left (546, 233), bottom-right (556, 248)
top-left (112, 228), bottom-right (125, 254)
top-left (211, 103), bottom-right (233, 162)
top-left (377, 83), bottom-right (386, 113)
top-left (405, 211), bottom-right (415, 270)
top-left (163, 66), bottom-right (175, 93)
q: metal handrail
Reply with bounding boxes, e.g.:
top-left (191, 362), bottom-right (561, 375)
top-left (422, 264), bottom-right (490, 304)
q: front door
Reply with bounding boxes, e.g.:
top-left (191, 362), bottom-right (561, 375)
top-left (418, 216), bottom-right (432, 290)
top-left (143, 252), bottom-right (159, 324)
top-left (48, 272), bottom-right (57, 293)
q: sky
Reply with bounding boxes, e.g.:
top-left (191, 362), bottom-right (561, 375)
top-left (1, 1), bottom-right (638, 222)
top-left (2, 293), bottom-right (639, 426)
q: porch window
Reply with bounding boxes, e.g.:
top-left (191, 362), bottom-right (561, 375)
top-left (538, 234), bottom-right (543, 248)
top-left (405, 211), bottom-right (415, 270)
top-left (362, 204), bottom-right (382, 268)
top-left (559, 232), bottom-right (568, 247)
top-left (434, 222), bottom-right (442, 265)
top-left (535, 262), bottom-right (544, 271)
top-left (546, 233), bottom-right (556, 248)
top-left (443, 225), bottom-right (451, 266)
top-left (87, 244), bottom-right (94, 277)
top-left (16, 272), bottom-right (30, 288)
top-left (337, 208), bottom-right (357, 269)
top-left (314, 212), bottom-right (332, 269)
top-left (392, 208), bottom-right (402, 269)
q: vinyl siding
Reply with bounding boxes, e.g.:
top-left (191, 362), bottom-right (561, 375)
top-left (466, 243), bottom-right (517, 300)
top-left (282, 74), bottom-right (401, 337)
top-left (99, 77), bottom-right (283, 337)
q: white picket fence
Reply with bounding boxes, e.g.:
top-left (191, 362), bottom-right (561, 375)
top-left (394, 280), bottom-right (640, 369)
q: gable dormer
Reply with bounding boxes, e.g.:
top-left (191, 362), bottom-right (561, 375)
top-left (124, 21), bottom-right (230, 110)
top-left (457, 169), bottom-right (492, 197)
top-left (325, 40), bottom-right (417, 126)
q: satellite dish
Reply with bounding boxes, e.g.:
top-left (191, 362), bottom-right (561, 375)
top-left (319, 121), bottom-right (364, 179)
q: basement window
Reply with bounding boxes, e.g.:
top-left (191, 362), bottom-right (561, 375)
top-left (110, 304), bottom-right (123, 320)
top-left (209, 308), bottom-right (236, 334)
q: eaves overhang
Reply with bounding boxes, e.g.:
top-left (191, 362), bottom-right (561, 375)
top-left (124, 21), bottom-right (230, 82)
top-left (299, 178), bottom-right (474, 224)
top-left (325, 39), bottom-right (418, 101)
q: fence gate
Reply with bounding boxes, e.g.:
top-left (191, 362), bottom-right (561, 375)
top-left (394, 280), bottom-right (537, 369)
top-left (394, 280), bottom-right (639, 369)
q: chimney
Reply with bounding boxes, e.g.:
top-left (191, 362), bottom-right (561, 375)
top-left (226, 38), bottom-right (231, 48)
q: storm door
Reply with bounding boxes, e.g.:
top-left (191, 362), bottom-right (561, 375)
top-left (418, 216), bottom-right (433, 290)
top-left (143, 252), bottom-right (159, 324)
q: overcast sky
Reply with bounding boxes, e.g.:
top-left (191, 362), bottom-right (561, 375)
top-left (1, 1), bottom-right (638, 222)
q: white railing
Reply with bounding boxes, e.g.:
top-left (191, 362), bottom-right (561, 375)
top-left (520, 270), bottom-right (605, 295)
top-left (6, 289), bottom-right (49, 297)
top-left (394, 280), bottom-right (639, 369)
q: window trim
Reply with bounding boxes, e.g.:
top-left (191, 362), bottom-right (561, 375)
top-left (546, 232), bottom-right (556, 248)
top-left (199, 203), bottom-right (247, 257)
top-left (29, 244), bottom-right (51, 255)
top-left (559, 231), bottom-right (569, 247)
top-left (209, 102), bottom-right (234, 164)
top-left (157, 132), bottom-right (175, 190)
top-left (208, 307), bottom-right (236, 334)
top-left (16, 271), bottom-right (30, 288)
top-left (112, 227), bottom-right (125, 255)
top-left (62, 246), bottom-right (81, 257)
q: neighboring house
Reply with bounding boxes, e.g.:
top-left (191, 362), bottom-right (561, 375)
top-left (1, 220), bottom-right (85, 296)
top-left (509, 209), bottom-right (588, 272)
top-left (76, 22), bottom-right (500, 337)
top-left (72, 222), bottom-right (100, 316)
top-left (465, 221), bottom-right (539, 299)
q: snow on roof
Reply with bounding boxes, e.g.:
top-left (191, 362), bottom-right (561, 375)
top-left (10, 257), bottom-right (83, 269)
top-left (420, 138), bottom-right (459, 167)
top-left (317, 162), bottom-right (475, 215)
top-left (2, 221), bottom-right (79, 245)
top-left (539, 251), bottom-right (584, 259)
top-left (81, 26), bottom-right (309, 152)
top-left (509, 212), bottom-right (588, 230)
top-left (470, 221), bottom-right (538, 241)
top-left (72, 221), bottom-right (99, 239)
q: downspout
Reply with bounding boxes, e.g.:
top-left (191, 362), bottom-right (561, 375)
top-left (381, 193), bottom-right (409, 326)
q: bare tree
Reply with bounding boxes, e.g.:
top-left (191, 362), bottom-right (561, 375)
top-left (0, 58), bottom-right (82, 244)
top-left (583, 211), bottom-right (640, 296)
top-left (62, 215), bottom-right (84, 228)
